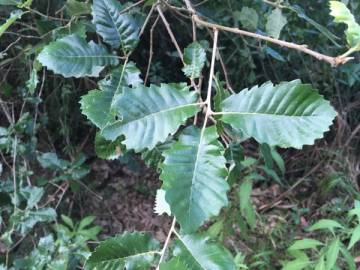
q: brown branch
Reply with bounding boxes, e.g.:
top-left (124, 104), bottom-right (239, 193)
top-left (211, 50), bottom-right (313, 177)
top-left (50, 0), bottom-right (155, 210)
top-left (156, 5), bottom-right (185, 64)
top-left (182, 0), bottom-right (353, 67)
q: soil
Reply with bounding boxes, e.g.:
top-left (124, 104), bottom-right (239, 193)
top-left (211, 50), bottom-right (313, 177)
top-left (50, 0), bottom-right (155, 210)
top-left (81, 158), bottom-right (172, 242)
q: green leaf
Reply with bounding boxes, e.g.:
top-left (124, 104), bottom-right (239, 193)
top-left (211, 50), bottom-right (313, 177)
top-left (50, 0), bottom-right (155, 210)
top-left (160, 126), bottom-right (229, 233)
top-left (101, 83), bottom-right (200, 152)
top-left (66, 0), bottom-right (91, 16)
top-left (282, 260), bottom-right (310, 270)
top-left (238, 178), bottom-right (256, 228)
top-left (92, 0), bottom-right (140, 51)
top-left (326, 238), bottom-right (340, 269)
top-left (85, 232), bottom-right (160, 269)
top-left (37, 152), bottom-right (70, 170)
top-left (219, 80), bottom-right (337, 149)
top-left (176, 233), bottom-right (236, 270)
top-left (154, 189), bottom-right (171, 216)
top-left (308, 219), bottom-right (344, 233)
top-left (38, 34), bottom-right (118, 78)
top-left (80, 62), bottom-right (143, 129)
top-left (0, 0), bottom-right (21, 5)
top-left (348, 224), bottom-right (360, 249)
top-left (26, 69), bottom-right (39, 95)
top-left (340, 245), bottom-right (356, 270)
top-left (141, 140), bottom-right (173, 169)
top-left (266, 8), bottom-right (287, 39)
top-left (11, 208), bottom-right (57, 236)
top-left (234, 7), bottom-right (258, 31)
top-left (160, 257), bottom-right (189, 270)
top-left (61, 214), bottom-right (74, 228)
top-left (314, 256), bottom-right (325, 270)
top-left (0, 10), bottom-right (24, 38)
top-left (94, 132), bottom-right (124, 160)
top-left (288, 239), bottom-right (323, 250)
top-left (239, 179), bottom-right (252, 212)
top-left (182, 42), bottom-right (206, 79)
top-left (79, 216), bottom-right (96, 230)
top-left (330, 1), bottom-right (360, 48)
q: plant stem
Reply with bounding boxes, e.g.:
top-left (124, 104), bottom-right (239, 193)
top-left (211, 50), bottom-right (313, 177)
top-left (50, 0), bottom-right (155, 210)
top-left (205, 29), bottom-right (219, 114)
top-left (182, 0), bottom-right (353, 67)
top-left (156, 217), bottom-right (177, 269)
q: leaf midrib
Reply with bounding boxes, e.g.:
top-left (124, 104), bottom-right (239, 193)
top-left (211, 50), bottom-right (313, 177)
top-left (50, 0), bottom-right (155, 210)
top-left (109, 103), bottom-right (200, 127)
top-left (94, 250), bottom-right (160, 264)
top-left (186, 127), bottom-right (206, 229)
top-left (219, 111), bottom-right (323, 118)
top-left (48, 54), bottom-right (117, 59)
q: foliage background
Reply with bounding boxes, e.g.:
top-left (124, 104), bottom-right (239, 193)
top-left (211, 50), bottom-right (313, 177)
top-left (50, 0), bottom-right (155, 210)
top-left (0, 0), bottom-right (359, 269)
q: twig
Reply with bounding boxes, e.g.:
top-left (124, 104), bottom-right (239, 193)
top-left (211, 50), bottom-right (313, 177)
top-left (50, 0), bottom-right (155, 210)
top-left (120, 0), bottom-right (146, 14)
top-left (156, 217), bottom-right (176, 269)
top-left (157, 5), bottom-right (184, 64)
top-left (145, 16), bottom-right (160, 85)
top-left (182, 0), bottom-right (353, 67)
top-left (139, 3), bottom-right (156, 37)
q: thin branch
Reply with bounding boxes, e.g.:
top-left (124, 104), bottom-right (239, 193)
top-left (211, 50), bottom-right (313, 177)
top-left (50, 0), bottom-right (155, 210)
top-left (156, 217), bottom-right (176, 269)
top-left (183, 0), bottom-right (353, 67)
top-left (157, 5), bottom-right (184, 64)
top-left (145, 16), bottom-right (160, 84)
top-left (120, 0), bottom-right (146, 14)
top-left (205, 29), bottom-right (219, 113)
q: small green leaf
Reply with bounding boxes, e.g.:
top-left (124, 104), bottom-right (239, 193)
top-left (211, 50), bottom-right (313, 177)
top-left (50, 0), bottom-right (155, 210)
top-left (92, 0), bottom-right (140, 51)
top-left (234, 7), bottom-right (258, 31)
top-left (326, 238), bottom-right (340, 269)
top-left (288, 239), bottom-right (323, 251)
top-left (0, 10), bottom-right (24, 38)
top-left (239, 179), bottom-right (252, 212)
top-left (330, 1), bottom-right (360, 48)
top-left (219, 80), bottom-right (337, 149)
top-left (282, 260), bottom-right (310, 270)
top-left (86, 232), bottom-right (160, 269)
top-left (348, 225), bottom-right (360, 249)
top-left (266, 8), bottom-right (287, 39)
top-left (37, 152), bottom-right (69, 170)
top-left (38, 34), bottom-right (118, 78)
top-left (340, 245), bottom-right (356, 270)
top-left (65, 0), bottom-right (91, 16)
top-left (94, 132), bottom-right (124, 160)
top-left (182, 42), bottom-right (206, 79)
top-left (78, 216), bottom-right (96, 230)
top-left (61, 214), bottom-right (74, 228)
top-left (26, 69), bottom-right (39, 95)
top-left (308, 219), bottom-right (344, 233)
top-left (314, 256), bottom-right (325, 270)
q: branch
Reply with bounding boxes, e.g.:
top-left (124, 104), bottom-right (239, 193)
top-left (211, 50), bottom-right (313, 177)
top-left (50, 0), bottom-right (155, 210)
top-left (156, 217), bottom-right (177, 270)
top-left (182, 0), bottom-right (353, 67)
